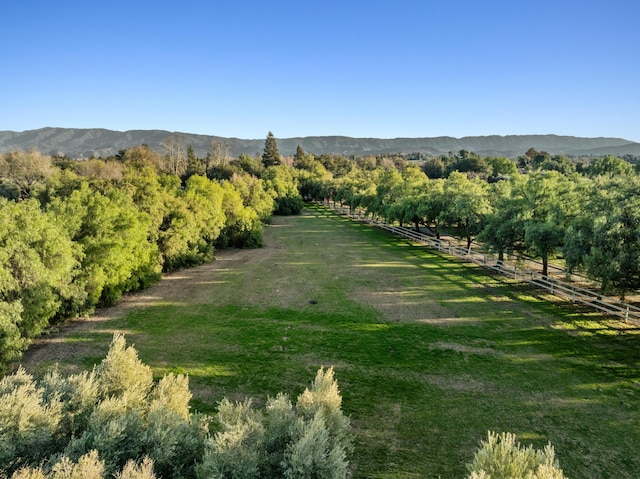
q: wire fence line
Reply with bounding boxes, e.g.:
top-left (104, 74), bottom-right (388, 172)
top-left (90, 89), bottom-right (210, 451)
top-left (321, 201), bottom-right (640, 325)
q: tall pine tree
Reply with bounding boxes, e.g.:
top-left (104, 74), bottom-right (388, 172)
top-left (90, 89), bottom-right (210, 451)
top-left (262, 131), bottom-right (282, 167)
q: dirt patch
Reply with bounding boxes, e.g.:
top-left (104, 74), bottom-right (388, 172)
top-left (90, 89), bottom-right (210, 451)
top-left (354, 286), bottom-right (462, 325)
top-left (429, 341), bottom-right (497, 356)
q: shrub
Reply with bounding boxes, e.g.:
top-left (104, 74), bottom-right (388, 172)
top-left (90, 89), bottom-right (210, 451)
top-left (40, 368), bottom-right (99, 438)
top-left (197, 367), bottom-right (352, 479)
top-left (274, 195), bottom-right (304, 216)
top-left (0, 368), bottom-right (61, 473)
top-left (467, 431), bottom-right (567, 479)
top-left (0, 334), bottom-right (208, 478)
top-left (0, 336), bottom-right (351, 479)
top-left (9, 451), bottom-right (158, 479)
top-left (114, 457), bottom-right (157, 479)
top-left (94, 334), bottom-right (153, 404)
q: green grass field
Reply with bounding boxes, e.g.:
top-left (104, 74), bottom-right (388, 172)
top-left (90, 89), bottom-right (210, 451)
top-left (23, 205), bottom-right (640, 478)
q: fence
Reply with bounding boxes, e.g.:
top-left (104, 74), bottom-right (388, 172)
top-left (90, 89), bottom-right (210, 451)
top-left (322, 201), bottom-right (640, 325)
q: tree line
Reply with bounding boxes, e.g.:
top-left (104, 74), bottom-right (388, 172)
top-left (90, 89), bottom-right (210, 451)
top-left (297, 147), bottom-right (640, 300)
top-left (0, 135), bottom-right (304, 372)
top-left (1, 132), bottom-right (638, 370)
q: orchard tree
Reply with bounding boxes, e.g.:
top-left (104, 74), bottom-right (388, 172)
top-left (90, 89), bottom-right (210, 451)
top-left (441, 171), bottom-right (492, 250)
top-left (564, 174), bottom-right (640, 299)
top-left (416, 178), bottom-right (446, 239)
top-left (519, 172), bottom-right (585, 276)
top-left (371, 168), bottom-right (404, 220)
top-left (382, 166), bottom-right (429, 228)
top-left (262, 131), bottom-right (282, 168)
top-left (478, 178), bottom-right (527, 262)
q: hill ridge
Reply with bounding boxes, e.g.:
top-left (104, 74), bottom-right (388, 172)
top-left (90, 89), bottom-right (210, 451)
top-left (1, 127), bottom-right (639, 158)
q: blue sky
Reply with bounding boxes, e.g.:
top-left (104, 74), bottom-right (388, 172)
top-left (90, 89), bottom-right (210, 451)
top-left (2, 1), bottom-right (639, 141)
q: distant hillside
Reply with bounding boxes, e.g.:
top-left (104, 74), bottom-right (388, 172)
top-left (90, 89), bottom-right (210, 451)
top-left (0, 127), bottom-right (638, 158)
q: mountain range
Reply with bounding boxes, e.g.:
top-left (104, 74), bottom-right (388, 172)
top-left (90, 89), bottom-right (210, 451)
top-left (1, 127), bottom-right (639, 159)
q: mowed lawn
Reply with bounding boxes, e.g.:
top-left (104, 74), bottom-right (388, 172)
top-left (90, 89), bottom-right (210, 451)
top-left (22, 205), bottom-right (640, 478)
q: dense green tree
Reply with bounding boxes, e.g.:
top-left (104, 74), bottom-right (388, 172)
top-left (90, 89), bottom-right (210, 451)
top-left (185, 145), bottom-right (207, 178)
top-left (537, 155), bottom-right (576, 174)
top-left (296, 164), bottom-right (332, 201)
top-left (119, 167), bottom-right (167, 244)
top-left (229, 172), bottom-right (275, 223)
top-left (261, 166), bottom-right (303, 215)
top-left (448, 151), bottom-right (491, 178)
top-left (184, 175), bottom-right (226, 245)
top-left (421, 156), bottom-right (447, 179)
top-left (217, 181), bottom-right (264, 248)
top-left (317, 154), bottom-right (352, 177)
top-left (262, 132), bottom-right (282, 168)
top-left (585, 155), bottom-right (634, 177)
top-left (47, 183), bottom-right (161, 307)
top-left (117, 145), bottom-right (163, 171)
top-left (293, 145), bottom-right (316, 171)
top-left (0, 198), bottom-right (82, 345)
top-left (157, 177), bottom-right (211, 271)
top-left (486, 157), bottom-right (518, 179)
top-left (231, 154), bottom-right (265, 177)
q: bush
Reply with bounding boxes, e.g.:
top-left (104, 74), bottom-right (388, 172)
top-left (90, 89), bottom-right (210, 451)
top-left (9, 451), bottom-right (158, 479)
top-left (0, 368), bottom-right (61, 472)
top-left (0, 336), bottom-right (352, 479)
top-left (274, 195), bottom-right (304, 216)
top-left (0, 335), bottom-right (208, 478)
top-left (467, 431), bottom-right (567, 479)
top-left (197, 366), bottom-right (352, 479)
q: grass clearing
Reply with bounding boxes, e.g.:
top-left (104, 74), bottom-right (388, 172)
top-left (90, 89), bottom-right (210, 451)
top-left (18, 205), bottom-right (640, 478)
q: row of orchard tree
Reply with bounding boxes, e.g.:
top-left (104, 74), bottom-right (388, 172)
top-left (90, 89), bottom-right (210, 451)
top-left (0, 139), bottom-right (304, 371)
top-left (297, 149), bottom-right (640, 301)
